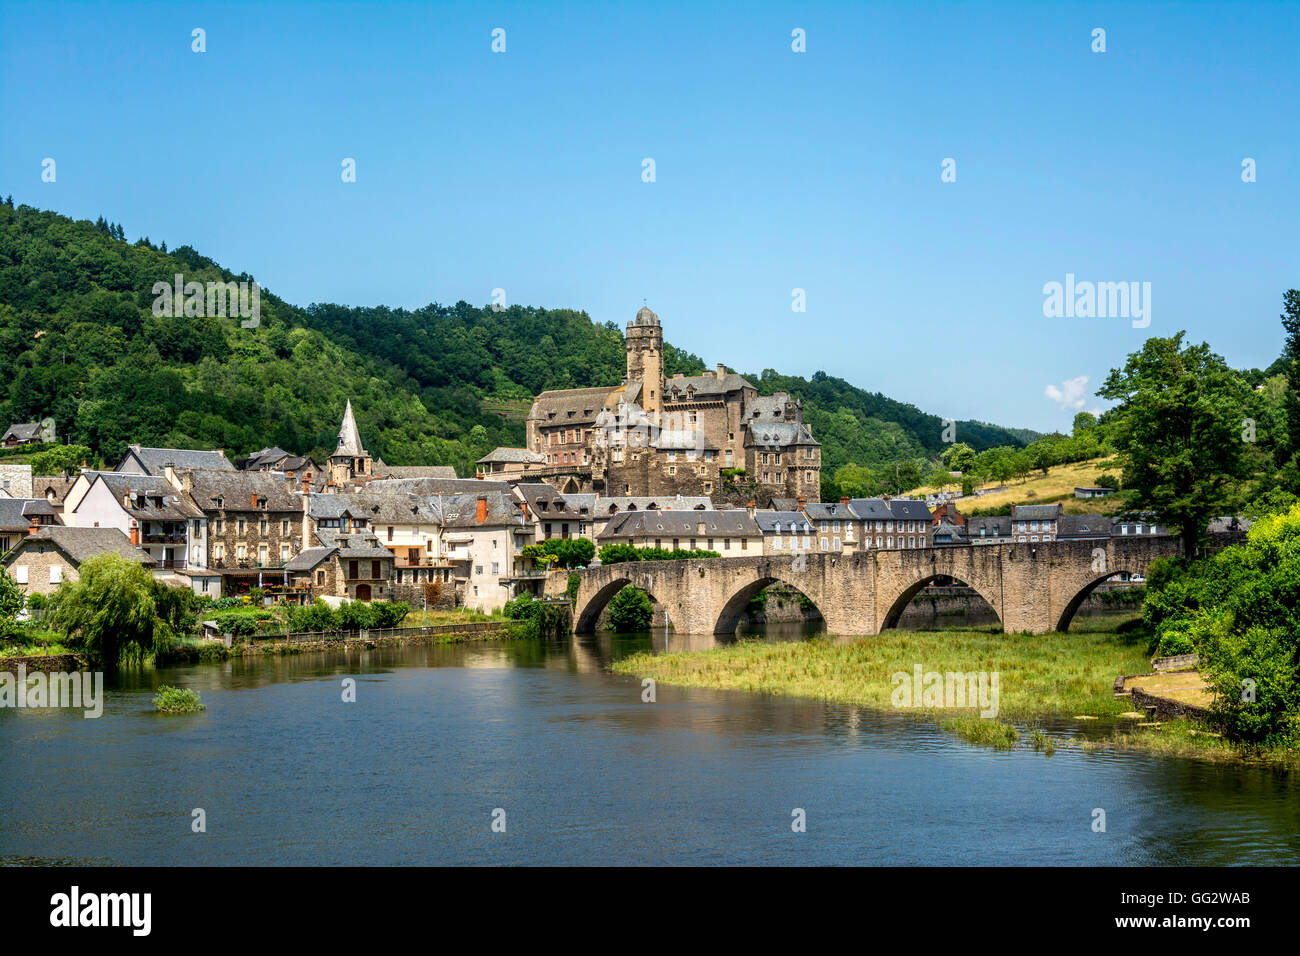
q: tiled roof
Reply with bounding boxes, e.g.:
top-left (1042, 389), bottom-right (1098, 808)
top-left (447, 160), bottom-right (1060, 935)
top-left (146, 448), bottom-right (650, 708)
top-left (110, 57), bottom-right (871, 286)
top-left (664, 372), bottom-right (754, 399)
top-left (753, 511), bottom-right (813, 534)
top-left (0, 498), bottom-right (39, 530)
top-left (1012, 503), bottom-right (1064, 520)
top-left (439, 492), bottom-right (528, 528)
top-left (182, 468), bottom-right (302, 512)
top-left (90, 473), bottom-right (204, 519)
top-left (2, 422), bottom-right (42, 442)
top-left (375, 465), bottom-right (458, 480)
top-left (476, 447), bottom-right (546, 465)
top-left (363, 477), bottom-right (513, 496)
top-left (849, 498), bottom-right (894, 520)
top-left (528, 386), bottom-right (622, 425)
top-left (889, 499), bottom-right (933, 521)
top-left (596, 495), bottom-right (712, 514)
top-left (744, 421), bottom-right (819, 448)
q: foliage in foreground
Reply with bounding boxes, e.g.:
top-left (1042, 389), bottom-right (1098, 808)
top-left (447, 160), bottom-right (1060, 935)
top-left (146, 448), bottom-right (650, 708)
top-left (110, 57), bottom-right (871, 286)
top-left (607, 587), bottom-right (654, 632)
top-left (1142, 503), bottom-right (1300, 747)
top-left (46, 553), bottom-right (178, 668)
top-left (598, 544), bottom-right (721, 565)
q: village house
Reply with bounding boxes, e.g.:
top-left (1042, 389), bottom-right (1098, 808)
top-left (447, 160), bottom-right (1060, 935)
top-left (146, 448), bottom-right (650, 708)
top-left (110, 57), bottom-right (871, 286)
top-left (889, 499), bottom-right (935, 549)
top-left (64, 471), bottom-right (203, 584)
top-left (329, 490), bottom-right (455, 605)
top-left (513, 483), bottom-right (597, 542)
top-left (968, 515), bottom-right (1013, 545)
top-left (0, 498), bottom-right (59, 557)
top-left (237, 446), bottom-right (320, 485)
top-left (476, 447), bottom-right (548, 477)
top-left (754, 510), bottom-right (815, 556)
top-left (1011, 503), bottom-right (1062, 543)
top-left (438, 491), bottom-right (535, 611)
top-left (588, 494), bottom-right (712, 541)
top-left (287, 492), bottom-right (397, 604)
top-left (1, 526), bottom-right (155, 597)
top-left (597, 509), bottom-right (763, 556)
top-left (803, 498), bottom-right (863, 552)
top-left (848, 497), bottom-right (895, 549)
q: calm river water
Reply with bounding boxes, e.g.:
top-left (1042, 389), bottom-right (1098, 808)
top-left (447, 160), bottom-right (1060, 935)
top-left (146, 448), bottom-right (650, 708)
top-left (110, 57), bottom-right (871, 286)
top-left (3, 629), bottom-right (1298, 866)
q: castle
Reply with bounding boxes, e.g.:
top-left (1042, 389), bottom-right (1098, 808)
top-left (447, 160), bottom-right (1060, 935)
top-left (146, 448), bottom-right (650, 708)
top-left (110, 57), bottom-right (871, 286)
top-left (524, 305), bottom-right (821, 499)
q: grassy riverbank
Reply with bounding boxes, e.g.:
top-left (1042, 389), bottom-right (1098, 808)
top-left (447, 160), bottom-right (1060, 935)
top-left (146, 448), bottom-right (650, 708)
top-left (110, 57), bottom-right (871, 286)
top-left (611, 614), bottom-right (1299, 770)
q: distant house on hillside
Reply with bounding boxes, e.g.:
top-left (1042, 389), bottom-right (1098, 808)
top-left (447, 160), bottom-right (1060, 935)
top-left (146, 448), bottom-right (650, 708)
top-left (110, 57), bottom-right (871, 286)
top-left (1074, 486), bottom-right (1116, 499)
top-left (476, 447), bottom-right (547, 477)
top-left (1, 422), bottom-right (42, 447)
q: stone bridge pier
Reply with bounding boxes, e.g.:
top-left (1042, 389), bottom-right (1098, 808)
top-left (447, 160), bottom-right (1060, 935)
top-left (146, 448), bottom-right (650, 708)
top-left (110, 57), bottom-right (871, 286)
top-left (562, 537), bottom-right (1179, 637)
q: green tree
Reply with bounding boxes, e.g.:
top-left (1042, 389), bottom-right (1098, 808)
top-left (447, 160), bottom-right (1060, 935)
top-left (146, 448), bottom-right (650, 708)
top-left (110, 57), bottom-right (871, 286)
top-left (607, 586), bottom-right (653, 631)
top-left (1278, 289), bottom-right (1300, 463)
top-left (940, 442), bottom-right (976, 473)
top-left (0, 568), bottom-right (23, 636)
top-left (47, 553), bottom-right (175, 667)
top-left (832, 463), bottom-right (875, 498)
top-left (27, 444), bottom-right (94, 477)
top-left (1098, 332), bottom-right (1254, 558)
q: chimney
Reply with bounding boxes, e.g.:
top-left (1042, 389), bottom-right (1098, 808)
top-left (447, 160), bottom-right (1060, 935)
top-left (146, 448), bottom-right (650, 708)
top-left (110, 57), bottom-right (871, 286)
top-left (716, 363), bottom-right (726, 378)
top-left (797, 495), bottom-right (807, 513)
top-left (746, 500), bottom-right (756, 519)
top-left (840, 496), bottom-right (850, 507)
top-left (519, 499), bottom-right (530, 521)
top-left (251, 493), bottom-right (258, 508)
top-left (129, 520), bottom-right (140, 547)
top-left (476, 496), bottom-right (488, 523)
top-left (29, 514), bottom-right (39, 535)
top-left (286, 470), bottom-right (294, 480)
top-left (164, 464), bottom-right (177, 487)
top-left (301, 474), bottom-right (310, 494)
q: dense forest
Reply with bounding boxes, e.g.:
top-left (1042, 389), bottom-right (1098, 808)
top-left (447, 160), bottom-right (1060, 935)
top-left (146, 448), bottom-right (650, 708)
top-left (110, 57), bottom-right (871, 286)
top-left (0, 200), bottom-right (1031, 481)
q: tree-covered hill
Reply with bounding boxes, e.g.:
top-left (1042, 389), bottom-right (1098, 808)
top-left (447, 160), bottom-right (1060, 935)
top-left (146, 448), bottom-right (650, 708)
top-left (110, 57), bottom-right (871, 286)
top-left (0, 199), bottom-right (1031, 479)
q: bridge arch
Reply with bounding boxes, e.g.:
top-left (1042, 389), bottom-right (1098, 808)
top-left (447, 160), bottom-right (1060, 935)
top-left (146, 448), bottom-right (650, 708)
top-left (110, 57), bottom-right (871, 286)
top-left (713, 575), bottom-right (825, 636)
top-left (574, 577), bottom-right (668, 634)
top-left (1053, 571), bottom-right (1129, 632)
top-left (879, 573), bottom-right (1002, 631)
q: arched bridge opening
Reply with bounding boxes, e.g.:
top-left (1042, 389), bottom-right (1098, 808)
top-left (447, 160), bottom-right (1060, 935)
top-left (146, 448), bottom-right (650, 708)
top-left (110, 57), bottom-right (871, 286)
top-left (880, 574), bottom-right (1003, 632)
top-left (713, 576), bottom-right (826, 637)
top-left (574, 577), bottom-right (669, 634)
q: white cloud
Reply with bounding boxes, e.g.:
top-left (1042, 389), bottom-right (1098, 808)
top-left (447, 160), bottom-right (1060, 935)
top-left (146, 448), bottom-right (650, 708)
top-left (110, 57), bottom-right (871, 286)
top-left (1044, 375), bottom-right (1090, 411)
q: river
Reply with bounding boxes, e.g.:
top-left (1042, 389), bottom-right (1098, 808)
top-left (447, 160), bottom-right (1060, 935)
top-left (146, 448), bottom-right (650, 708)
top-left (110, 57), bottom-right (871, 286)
top-left (2, 629), bottom-right (1297, 866)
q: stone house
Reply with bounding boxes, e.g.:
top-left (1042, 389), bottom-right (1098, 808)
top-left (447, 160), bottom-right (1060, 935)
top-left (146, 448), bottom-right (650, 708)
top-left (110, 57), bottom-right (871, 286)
top-left (588, 495), bottom-right (712, 541)
top-left (803, 499), bottom-right (864, 553)
top-left (1, 526), bottom-right (155, 597)
top-left (888, 499), bottom-right (934, 549)
top-left (513, 483), bottom-right (597, 542)
top-left (0, 463), bottom-right (33, 499)
top-left (0, 498), bottom-right (59, 557)
top-left (968, 515), bottom-right (1012, 545)
top-left (1011, 503), bottom-right (1063, 542)
top-left (476, 447), bottom-right (547, 477)
top-left (64, 472), bottom-right (203, 582)
top-left (847, 497), bottom-right (895, 550)
top-left (754, 510), bottom-right (815, 556)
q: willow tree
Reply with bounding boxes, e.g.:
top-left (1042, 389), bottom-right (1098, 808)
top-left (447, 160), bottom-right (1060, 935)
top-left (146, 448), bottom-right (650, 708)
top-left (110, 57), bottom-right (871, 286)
top-left (48, 553), bottom-right (173, 668)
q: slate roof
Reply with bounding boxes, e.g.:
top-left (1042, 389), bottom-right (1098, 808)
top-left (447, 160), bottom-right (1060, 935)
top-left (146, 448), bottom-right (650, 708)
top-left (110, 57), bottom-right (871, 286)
top-left (2, 422), bottom-right (42, 442)
top-left (744, 421), bottom-right (819, 448)
top-left (375, 465), bottom-right (458, 480)
top-left (803, 500), bottom-right (858, 521)
top-left (285, 547), bottom-right (334, 571)
top-left (118, 444), bottom-right (233, 475)
top-left (596, 495), bottom-right (712, 514)
top-left (31, 476), bottom-right (75, 503)
top-left (932, 519), bottom-right (968, 545)
top-left (528, 386), bottom-right (622, 426)
top-left (439, 492), bottom-right (529, 528)
top-left (320, 491), bottom-right (441, 525)
top-left (2, 526), bottom-right (155, 567)
top-left (598, 509), bottom-right (761, 541)
top-left (363, 477), bottom-right (514, 496)
top-left (333, 400), bottom-right (369, 458)
top-left (849, 498), bottom-right (894, 521)
top-left (1057, 514), bottom-right (1112, 539)
top-left (514, 484), bottom-right (594, 517)
top-left (967, 516), bottom-right (1012, 537)
top-left (753, 511), bottom-right (813, 534)
top-left (477, 447), bottom-right (546, 465)
top-left (744, 392), bottom-right (800, 421)
top-left (1012, 503), bottom-right (1064, 521)
top-left (0, 498), bottom-right (39, 530)
top-left (90, 473), bottom-right (204, 520)
top-left (182, 468), bottom-right (303, 512)
top-left (889, 499), bottom-right (933, 521)
top-left (767, 497), bottom-right (801, 511)
top-left (664, 372), bottom-right (754, 399)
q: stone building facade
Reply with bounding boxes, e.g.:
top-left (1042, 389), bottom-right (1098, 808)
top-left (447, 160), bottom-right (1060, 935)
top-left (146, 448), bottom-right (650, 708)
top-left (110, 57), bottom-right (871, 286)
top-left (525, 305), bottom-right (821, 500)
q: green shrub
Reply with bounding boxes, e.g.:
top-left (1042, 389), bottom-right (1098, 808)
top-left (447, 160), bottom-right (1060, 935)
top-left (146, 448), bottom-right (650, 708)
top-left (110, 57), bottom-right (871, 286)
top-left (598, 544), bottom-right (722, 564)
top-left (607, 587), bottom-right (653, 632)
top-left (154, 685), bottom-right (205, 714)
top-left (566, 571), bottom-right (580, 605)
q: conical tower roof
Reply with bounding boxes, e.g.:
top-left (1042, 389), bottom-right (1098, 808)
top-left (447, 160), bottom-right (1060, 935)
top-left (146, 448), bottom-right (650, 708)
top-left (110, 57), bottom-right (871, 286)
top-left (333, 399), bottom-right (368, 458)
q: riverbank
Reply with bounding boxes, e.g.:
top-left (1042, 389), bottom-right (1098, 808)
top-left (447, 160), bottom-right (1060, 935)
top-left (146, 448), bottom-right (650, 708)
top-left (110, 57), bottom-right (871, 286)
top-left (611, 614), bottom-right (1299, 770)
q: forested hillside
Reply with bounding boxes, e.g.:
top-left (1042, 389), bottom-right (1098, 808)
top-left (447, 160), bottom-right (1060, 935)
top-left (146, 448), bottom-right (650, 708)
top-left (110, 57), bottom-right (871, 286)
top-left (0, 200), bottom-right (1031, 480)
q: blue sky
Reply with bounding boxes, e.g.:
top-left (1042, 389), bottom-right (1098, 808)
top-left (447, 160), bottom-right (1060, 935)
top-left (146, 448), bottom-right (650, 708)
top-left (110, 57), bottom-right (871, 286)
top-left (2, 0), bottom-right (1296, 433)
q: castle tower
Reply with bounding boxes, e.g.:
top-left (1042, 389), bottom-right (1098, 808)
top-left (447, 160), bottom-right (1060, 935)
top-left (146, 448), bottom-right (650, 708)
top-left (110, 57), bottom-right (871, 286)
top-left (626, 304), bottom-right (664, 414)
top-left (329, 399), bottom-right (372, 486)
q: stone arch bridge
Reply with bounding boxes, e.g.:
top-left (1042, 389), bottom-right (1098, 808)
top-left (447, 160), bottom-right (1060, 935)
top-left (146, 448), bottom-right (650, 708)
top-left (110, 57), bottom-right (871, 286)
top-left (560, 538), bottom-right (1179, 636)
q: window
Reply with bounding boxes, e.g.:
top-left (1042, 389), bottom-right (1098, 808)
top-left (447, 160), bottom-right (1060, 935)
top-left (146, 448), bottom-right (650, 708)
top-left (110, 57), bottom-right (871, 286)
top-left (773, 536), bottom-right (782, 549)
top-left (15, 566), bottom-right (28, 584)
top-left (237, 545), bottom-right (247, 560)
top-left (740, 538), bottom-right (748, 550)
top-left (491, 562), bottom-right (499, 575)
top-left (50, 565), bottom-right (62, 584)
top-left (258, 545), bottom-right (268, 566)
top-left (475, 565), bottom-right (483, 575)
top-left (282, 545), bottom-right (291, 562)
top-left (260, 519), bottom-right (268, 536)
top-left (282, 520), bottom-right (290, 535)
top-left (237, 518), bottom-right (246, 534)
top-left (316, 570), bottom-right (325, 585)
top-left (820, 537), bottom-right (828, 550)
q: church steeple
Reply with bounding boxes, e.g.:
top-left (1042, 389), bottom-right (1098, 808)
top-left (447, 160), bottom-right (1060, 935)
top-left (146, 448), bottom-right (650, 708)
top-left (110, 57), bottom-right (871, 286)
top-left (329, 399), bottom-right (372, 485)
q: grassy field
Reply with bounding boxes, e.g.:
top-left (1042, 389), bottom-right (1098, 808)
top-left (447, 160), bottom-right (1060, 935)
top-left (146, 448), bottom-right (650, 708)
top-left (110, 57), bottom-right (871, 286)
top-left (614, 614), bottom-right (1148, 721)
top-left (910, 457), bottom-right (1121, 514)
top-left (611, 615), bottom-right (1298, 769)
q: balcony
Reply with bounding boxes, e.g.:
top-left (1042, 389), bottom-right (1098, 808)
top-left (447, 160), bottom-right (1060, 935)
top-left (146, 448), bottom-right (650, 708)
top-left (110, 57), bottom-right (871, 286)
top-left (143, 533), bottom-right (188, 545)
top-left (155, 558), bottom-right (188, 570)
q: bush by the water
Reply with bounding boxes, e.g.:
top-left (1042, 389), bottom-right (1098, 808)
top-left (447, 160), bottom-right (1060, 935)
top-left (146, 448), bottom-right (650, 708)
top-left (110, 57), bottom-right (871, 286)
top-left (285, 599), bottom-right (409, 633)
top-left (598, 544), bottom-right (721, 564)
top-left (154, 685), bottom-right (205, 714)
top-left (503, 592), bottom-right (569, 638)
top-left (1142, 503), bottom-right (1300, 746)
top-left (607, 587), bottom-right (653, 631)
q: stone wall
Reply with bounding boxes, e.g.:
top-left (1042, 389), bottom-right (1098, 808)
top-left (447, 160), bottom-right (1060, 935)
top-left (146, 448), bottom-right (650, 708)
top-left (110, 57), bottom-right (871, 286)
top-left (1, 653), bottom-right (88, 674)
